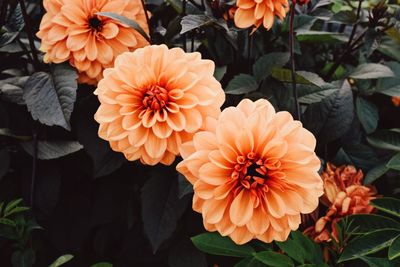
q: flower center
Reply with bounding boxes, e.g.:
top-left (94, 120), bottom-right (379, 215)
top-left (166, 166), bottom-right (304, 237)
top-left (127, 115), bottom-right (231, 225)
top-left (88, 16), bottom-right (103, 31)
top-left (231, 152), bottom-right (271, 190)
top-left (142, 85), bottom-right (169, 111)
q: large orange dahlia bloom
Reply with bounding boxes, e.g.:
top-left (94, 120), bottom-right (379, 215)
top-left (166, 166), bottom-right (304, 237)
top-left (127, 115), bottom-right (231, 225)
top-left (37, 0), bottom-right (149, 85)
top-left (177, 99), bottom-right (323, 244)
top-left (94, 45), bottom-right (225, 166)
top-left (234, 0), bottom-right (288, 30)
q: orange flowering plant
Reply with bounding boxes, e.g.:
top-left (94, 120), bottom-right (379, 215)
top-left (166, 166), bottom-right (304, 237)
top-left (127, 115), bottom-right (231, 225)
top-left (0, 0), bottom-right (400, 266)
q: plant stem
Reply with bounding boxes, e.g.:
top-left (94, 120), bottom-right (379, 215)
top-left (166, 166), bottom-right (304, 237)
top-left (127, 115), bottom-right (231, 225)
top-left (182, 0), bottom-right (187, 52)
top-left (30, 130), bottom-right (38, 209)
top-left (247, 29), bottom-right (253, 73)
top-left (289, 1), bottom-right (301, 121)
top-left (18, 0), bottom-right (40, 71)
top-left (325, 0), bottom-right (363, 80)
top-left (140, 0), bottom-right (152, 43)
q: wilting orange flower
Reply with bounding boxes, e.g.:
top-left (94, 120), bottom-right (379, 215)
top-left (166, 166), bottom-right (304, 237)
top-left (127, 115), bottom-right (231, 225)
top-left (234, 0), bottom-right (288, 30)
top-left (177, 99), bottom-right (323, 244)
top-left (392, 96), bottom-right (400, 107)
top-left (304, 163), bottom-right (377, 243)
top-left (37, 0), bottom-right (149, 85)
top-left (94, 45), bottom-right (225, 165)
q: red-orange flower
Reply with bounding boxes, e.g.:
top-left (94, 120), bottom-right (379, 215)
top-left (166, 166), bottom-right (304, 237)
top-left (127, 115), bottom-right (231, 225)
top-left (392, 96), bottom-right (400, 107)
top-left (177, 99), bottom-right (323, 244)
top-left (37, 0), bottom-right (149, 85)
top-left (234, 0), bottom-right (288, 30)
top-left (305, 163), bottom-right (377, 243)
top-left (94, 45), bottom-right (225, 165)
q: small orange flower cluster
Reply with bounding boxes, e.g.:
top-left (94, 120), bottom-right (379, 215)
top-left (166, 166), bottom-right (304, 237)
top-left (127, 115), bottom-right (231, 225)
top-left (304, 163), bottom-right (377, 243)
top-left (392, 97), bottom-right (400, 107)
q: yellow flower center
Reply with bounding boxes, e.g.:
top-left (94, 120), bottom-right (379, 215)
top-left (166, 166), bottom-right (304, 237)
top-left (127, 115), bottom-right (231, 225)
top-left (142, 85), bottom-right (169, 111)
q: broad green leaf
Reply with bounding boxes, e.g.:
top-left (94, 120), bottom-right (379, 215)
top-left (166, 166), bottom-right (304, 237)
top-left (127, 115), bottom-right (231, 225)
top-left (349, 63), bottom-right (394, 79)
top-left (4, 206), bottom-right (29, 217)
top-left (180, 14), bottom-right (222, 34)
top-left (214, 66), bottom-right (227, 81)
top-left (364, 163), bottom-right (389, 184)
top-left (191, 232), bottom-right (255, 257)
top-left (296, 31), bottom-right (347, 43)
top-left (253, 251), bottom-right (294, 267)
top-left (389, 235), bottom-right (400, 260)
top-left (234, 257), bottom-right (265, 267)
top-left (330, 10), bottom-right (357, 24)
top-left (4, 199), bottom-right (23, 216)
top-left (387, 153), bottom-right (400, 171)
top-left (49, 255), bottom-right (74, 267)
top-left (23, 63), bottom-right (78, 131)
top-left (377, 62), bottom-right (400, 97)
top-left (90, 263), bottom-right (113, 267)
top-left (339, 229), bottom-right (400, 262)
top-left (298, 87), bottom-right (338, 104)
top-left (275, 239), bottom-right (306, 264)
top-left (97, 12), bottom-right (150, 42)
top-left (20, 141), bottom-right (83, 160)
top-left (289, 231), bottom-right (324, 264)
top-left (378, 38), bottom-right (400, 62)
top-left (367, 129), bottom-right (400, 152)
top-left (0, 76), bottom-right (28, 105)
top-left (342, 214), bottom-right (400, 235)
top-left (371, 198), bottom-right (400, 218)
top-left (225, 74), bottom-right (258, 95)
top-left (356, 97), bottom-right (379, 134)
top-left (334, 144), bottom-right (380, 171)
top-left (271, 68), bottom-right (314, 86)
top-left (0, 218), bottom-right (16, 227)
top-left (360, 256), bottom-right (400, 267)
top-left (252, 52), bottom-right (290, 82)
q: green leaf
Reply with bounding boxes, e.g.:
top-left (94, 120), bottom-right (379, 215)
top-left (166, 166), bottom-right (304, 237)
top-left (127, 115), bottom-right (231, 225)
top-left (11, 248), bottom-right (35, 267)
top-left (339, 229), bottom-right (400, 262)
top-left (360, 256), bottom-right (399, 267)
top-left (252, 52), bottom-right (290, 82)
top-left (141, 166), bottom-right (189, 253)
top-left (253, 251), bottom-right (294, 267)
top-left (356, 97), bottom-right (379, 134)
top-left (377, 62), bottom-right (400, 97)
top-left (275, 239), bottom-right (306, 264)
top-left (298, 87), bottom-right (338, 104)
top-left (191, 232), bottom-right (255, 257)
top-left (234, 257), bottom-right (265, 267)
top-left (303, 80), bottom-right (354, 144)
top-left (0, 76), bottom-right (28, 105)
top-left (178, 174), bottom-right (193, 199)
top-left (389, 235), bottom-right (400, 260)
top-left (20, 141), bottom-right (83, 160)
top-left (387, 153), bottom-right (400, 171)
top-left (96, 12), bottom-right (150, 42)
top-left (23, 63), bottom-right (78, 131)
top-left (342, 214), bottom-right (400, 235)
top-left (0, 4), bottom-right (24, 48)
top-left (271, 68), bottom-right (313, 86)
top-left (225, 74), bottom-right (258, 95)
top-left (90, 263), bottom-right (113, 267)
top-left (371, 198), bottom-right (400, 218)
top-left (49, 255), bottom-right (74, 267)
top-left (349, 63), bottom-right (394, 79)
top-left (180, 14), bottom-right (219, 34)
top-left (289, 231), bottom-right (324, 264)
top-left (330, 10), bottom-right (357, 24)
top-left (367, 129), bottom-right (400, 152)
top-left (0, 218), bottom-right (16, 227)
top-left (214, 66), bottom-right (227, 81)
top-left (168, 237), bottom-right (207, 267)
top-left (364, 163), bottom-right (389, 184)
top-left (4, 206), bottom-right (30, 217)
top-left (296, 31), bottom-right (347, 43)
top-left (4, 199), bottom-right (23, 216)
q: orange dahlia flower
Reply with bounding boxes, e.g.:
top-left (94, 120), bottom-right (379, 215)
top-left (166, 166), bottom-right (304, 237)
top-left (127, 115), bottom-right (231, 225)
top-left (37, 0), bottom-right (149, 85)
top-left (304, 163), bottom-right (377, 243)
top-left (392, 96), bottom-right (400, 107)
top-left (94, 45), bottom-right (225, 166)
top-left (234, 0), bottom-right (288, 30)
top-left (177, 99), bottom-right (323, 244)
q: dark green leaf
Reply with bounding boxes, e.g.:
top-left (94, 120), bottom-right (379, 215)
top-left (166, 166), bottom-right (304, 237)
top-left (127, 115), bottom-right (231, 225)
top-left (339, 229), bottom-right (400, 262)
top-left (178, 174), bottom-right (193, 199)
top-left (303, 80), bottom-right (354, 144)
top-left (225, 74), bottom-right (258, 95)
top-left (234, 257), bottom-right (265, 267)
top-left (275, 239), bottom-right (306, 264)
top-left (253, 52), bottom-right (290, 82)
top-left (23, 63), bottom-right (78, 131)
top-left (0, 218), bottom-right (16, 227)
top-left (4, 199), bottom-right (23, 216)
top-left (97, 12), bottom-right (150, 42)
top-left (90, 263), bottom-right (113, 267)
top-left (387, 153), bottom-right (400, 171)
top-left (360, 256), bottom-right (400, 267)
top-left (290, 231), bottom-right (324, 264)
top-left (180, 14), bottom-right (216, 34)
top-left (168, 237), bottom-right (207, 267)
top-left (364, 163), bottom-right (389, 184)
top-left (191, 232), bottom-right (255, 257)
top-left (296, 31), bottom-right (347, 43)
top-left (253, 251), bottom-right (294, 267)
top-left (330, 10), bottom-right (357, 24)
top-left (20, 141), bottom-right (83, 160)
top-left (377, 62), bottom-right (400, 97)
top-left (367, 129), bottom-right (400, 152)
top-left (214, 66), bottom-right (227, 81)
top-left (298, 87), bottom-right (338, 104)
top-left (349, 63), bottom-right (394, 79)
top-left (0, 76), bottom-right (28, 105)
top-left (389, 235), bottom-right (400, 260)
top-left (371, 198), bottom-right (400, 218)
top-left (356, 97), bottom-right (379, 134)
top-left (0, 4), bottom-right (24, 47)
top-left (141, 166), bottom-right (189, 253)
top-left (334, 144), bottom-right (380, 171)
top-left (49, 255), bottom-right (74, 267)
top-left (342, 214), bottom-right (400, 235)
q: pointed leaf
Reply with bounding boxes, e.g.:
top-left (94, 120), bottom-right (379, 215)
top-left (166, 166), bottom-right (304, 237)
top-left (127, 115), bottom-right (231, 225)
top-left (367, 129), bottom-right (400, 152)
top-left (253, 251), bottom-right (294, 267)
top-left (371, 198), bottom-right (400, 218)
top-left (253, 52), bottom-right (290, 82)
top-left (387, 153), bottom-right (400, 171)
top-left (349, 63), bottom-right (394, 79)
top-left (225, 74), bottom-right (258, 95)
top-left (356, 97), bottom-right (379, 134)
top-left (49, 255), bottom-right (74, 267)
top-left (20, 141), bottom-right (83, 160)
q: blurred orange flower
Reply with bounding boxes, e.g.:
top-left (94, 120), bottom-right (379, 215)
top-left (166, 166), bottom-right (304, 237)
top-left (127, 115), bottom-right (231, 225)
top-left (177, 99), bottom-right (323, 244)
top-left (94, 45), bottom-right (225, 165)
top-left (37, 0), bottom-right (149, 85)
top-left (392, 97), bottom-right (400, 107)
top-left (305, 163), bottom-right (377, 243)
top-left (223, 7), bottom-right (237, 21)
top-left (234, 0), bottom-right (288, 30)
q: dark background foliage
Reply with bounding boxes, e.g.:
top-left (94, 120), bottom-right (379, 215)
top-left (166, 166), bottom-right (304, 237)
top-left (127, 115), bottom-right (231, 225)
top-left (0, 0), bottom-right (400, 266)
